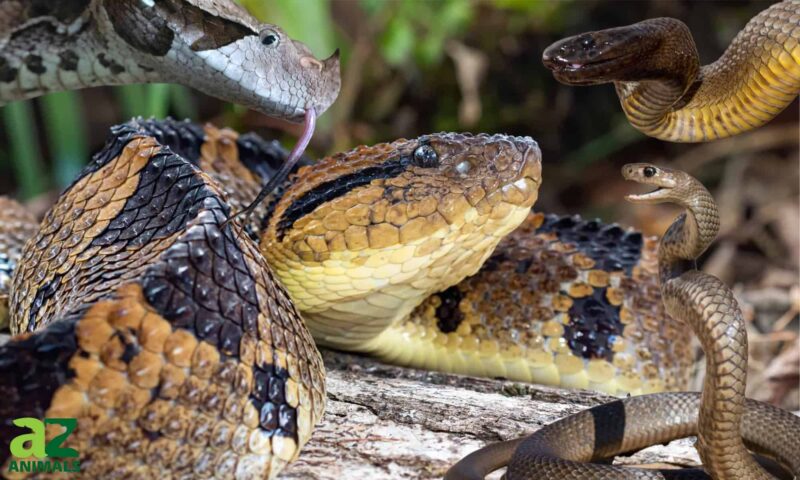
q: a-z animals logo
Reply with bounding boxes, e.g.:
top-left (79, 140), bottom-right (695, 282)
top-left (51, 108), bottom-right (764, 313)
top-left (6, 418), bottom-right (80, 474)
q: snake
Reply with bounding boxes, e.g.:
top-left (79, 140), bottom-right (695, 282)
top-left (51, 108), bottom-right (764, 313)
top-left (542, 0), bottom-right (800, 142)
top-left (445, 164), bottom-right (800, 479)
top-left (0, 0), bottom-right (342, 215)
top-left (0, 116), bottom-right (701, 477)
top-left (0, 0), bottom-right (340, 122)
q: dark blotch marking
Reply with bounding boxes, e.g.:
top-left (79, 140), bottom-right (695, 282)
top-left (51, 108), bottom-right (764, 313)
top-left (157, 0), bottom-right (255, 51)
top-left (104, 0), bottom-right (174, 56)
top-left (0, 57), bottom-right (18, 83)
top-left (58, 50), bottom-right (80, 71)
top-left (435, 286), bottom-right (464, 334)
top-left (97, 53), bottom-right (125, 75)
top-left (277, 156), bottom-right (412, 240)
top-left (28, 275), bottom-right (63, 333)
top-left (564, 287), bottom-right (623, 361)
top-left (90, 149), bottom-right (210, 249)
top-left (129, 117), bottom-right (206, 162)
top-left (24, 54), bottom-right (46, 75)
top-left (117, 332), bottom-right (142, 363)
top-left (537, 214), bottom-right (643, 274)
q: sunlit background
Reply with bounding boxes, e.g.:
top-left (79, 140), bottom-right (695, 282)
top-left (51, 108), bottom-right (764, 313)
top-left (0, 0), bottom-right (797, 407)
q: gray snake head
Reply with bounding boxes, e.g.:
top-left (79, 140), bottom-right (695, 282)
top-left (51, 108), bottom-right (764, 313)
top-left (100, 0), bottom-right (341, 121)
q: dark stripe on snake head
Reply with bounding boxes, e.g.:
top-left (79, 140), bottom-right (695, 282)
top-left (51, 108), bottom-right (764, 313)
top-left (234, 133), bottom-right (310, 231)
top-left (157, 0), bottom-right (256, 51)
top-left (103, 0), bottom-right (174, 56)
top-left (276, 156), bottom-right (413, 241)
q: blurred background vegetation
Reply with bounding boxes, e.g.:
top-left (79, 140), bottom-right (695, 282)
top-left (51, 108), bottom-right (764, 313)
top-left (0, 0), bottom-right (797, 406)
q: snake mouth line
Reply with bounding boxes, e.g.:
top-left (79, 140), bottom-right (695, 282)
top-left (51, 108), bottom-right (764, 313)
top-left (626, 186), bottom-right (664, 202)
top-left (545, 52), bottom-right (637, 84)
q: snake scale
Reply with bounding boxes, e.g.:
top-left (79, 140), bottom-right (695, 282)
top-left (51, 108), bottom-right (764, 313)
top-left (0, 0), bottom-right (798, 479)
top-left (543, 0), bottom-right (800, 142)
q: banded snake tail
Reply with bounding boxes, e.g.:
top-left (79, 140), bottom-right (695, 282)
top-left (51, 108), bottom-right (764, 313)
top-left (446, 165), bottom-right (800, 479)
top-left (542, 0), bottom-right (800, 142)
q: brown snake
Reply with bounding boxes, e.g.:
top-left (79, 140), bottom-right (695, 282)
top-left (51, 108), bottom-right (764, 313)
top-left (542, 0), bottom-right (800, 142)
top-left (446, 165), bottom-right (800, 479)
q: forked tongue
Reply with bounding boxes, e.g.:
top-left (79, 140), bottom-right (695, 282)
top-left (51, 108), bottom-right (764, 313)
top-left (226, 107), bottom-right (317, 225)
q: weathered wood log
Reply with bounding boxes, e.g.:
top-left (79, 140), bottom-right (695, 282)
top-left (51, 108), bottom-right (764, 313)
top-left (281, 350), bottom-right (705, 479)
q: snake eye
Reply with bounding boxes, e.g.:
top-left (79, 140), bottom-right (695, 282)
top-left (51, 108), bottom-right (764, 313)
top-left (412, 145), bottom-right (439, 168)
top-left (260, 28), bottom-right (280, 47)
top-left (643, 166), bottom-right (657, 178)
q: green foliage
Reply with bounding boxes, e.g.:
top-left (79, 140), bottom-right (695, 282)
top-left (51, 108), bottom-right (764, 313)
top-left (1, 102), bottom-right (47, 199)
top-left (373, 0), bottom-right (473, 67)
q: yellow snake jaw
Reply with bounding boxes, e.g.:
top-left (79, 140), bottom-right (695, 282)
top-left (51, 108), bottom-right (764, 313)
top-left (544, 0), bottom-right (800, 142)
top-left (262, 133), bottom-right (542, 350)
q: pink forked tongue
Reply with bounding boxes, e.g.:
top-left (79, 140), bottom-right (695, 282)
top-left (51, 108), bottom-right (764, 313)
top-left (226, 107), bottom-right (317, 225)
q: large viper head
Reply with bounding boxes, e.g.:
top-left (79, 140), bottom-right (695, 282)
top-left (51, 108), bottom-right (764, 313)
top-left (542, 18), bottom-right (697, 86)
top-left (101, 0), bottom-right (340, 121)
top-left (262, 133), bottom-right (542, 348)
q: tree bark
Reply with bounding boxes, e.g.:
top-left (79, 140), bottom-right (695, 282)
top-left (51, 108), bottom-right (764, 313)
top-left (281, 350), bottom-right (705, 479)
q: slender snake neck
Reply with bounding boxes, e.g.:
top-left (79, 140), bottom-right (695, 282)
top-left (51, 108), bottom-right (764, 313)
top-left (657, 175), bottom-right (768, 479)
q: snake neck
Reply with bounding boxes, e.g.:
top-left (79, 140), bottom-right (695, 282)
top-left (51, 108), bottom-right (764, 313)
top-left (657, 182), bottom-right (719, 285)
top-left (619, 0), bottom-right (800, 142)
top-left (658, 171), bottom-right (771, 478)
top-left (0, 2), bottom-right (159, 105)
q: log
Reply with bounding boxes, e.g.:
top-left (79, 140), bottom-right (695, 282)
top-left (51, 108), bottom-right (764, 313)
top-left (281, 350), bottom-right (704, 479)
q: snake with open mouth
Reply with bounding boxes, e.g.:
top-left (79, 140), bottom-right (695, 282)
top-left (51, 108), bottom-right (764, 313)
top-left (542, 0), bottom-right (800, 142)
top-left (0, 1), bottom-right (799, 479)
top-left (447, 164), bottom-right (800, 479)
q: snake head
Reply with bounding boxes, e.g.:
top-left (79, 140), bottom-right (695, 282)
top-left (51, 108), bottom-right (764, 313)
top-left (542, 18), bottom-right (696, 86)
top-left (103, 0), bottom-right (341, 121)
top-left (622, 163), bottom-right (688, 204)
top-left (262, 134), bottom-right (541, 343)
